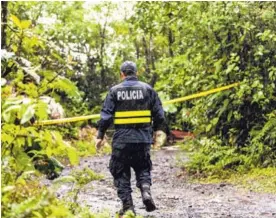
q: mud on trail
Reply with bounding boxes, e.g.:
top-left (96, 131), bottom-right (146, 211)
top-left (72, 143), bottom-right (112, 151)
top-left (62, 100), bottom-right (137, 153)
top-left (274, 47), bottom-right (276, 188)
top-left (47, 147), bottom-right (276, 218)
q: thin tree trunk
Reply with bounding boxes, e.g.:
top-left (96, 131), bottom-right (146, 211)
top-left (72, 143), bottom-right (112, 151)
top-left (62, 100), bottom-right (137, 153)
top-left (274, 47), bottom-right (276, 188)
top-left (150, 33), bottom-right (155, 70)
top-left (99, 4), bottom-right (111, 89)
top-left (1, 1), bottom-right (8, 49)
top-left (167, 12), bottom-right (174, 57)
top-left (142, 36), bottom-right (150, 74)
top-left (135, 40), bottom-right (140, 59)
top-left (99, 24), bottom-right (106, 89)
top-left (168, 29), bottom-right (174, 57)
top-left (149, 33), bottom-right (158, 87)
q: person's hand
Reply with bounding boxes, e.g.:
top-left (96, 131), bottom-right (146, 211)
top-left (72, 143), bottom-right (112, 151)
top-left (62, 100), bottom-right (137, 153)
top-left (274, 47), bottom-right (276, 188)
top-left (153, 130), bottom-right (167, 149)
top-left (95, 138), bottom-right (104, 151)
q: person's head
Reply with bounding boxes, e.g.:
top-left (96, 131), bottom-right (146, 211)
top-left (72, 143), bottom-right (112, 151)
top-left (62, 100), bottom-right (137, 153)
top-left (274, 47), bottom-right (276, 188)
top-left (120, 61), bottom-right (137, 79)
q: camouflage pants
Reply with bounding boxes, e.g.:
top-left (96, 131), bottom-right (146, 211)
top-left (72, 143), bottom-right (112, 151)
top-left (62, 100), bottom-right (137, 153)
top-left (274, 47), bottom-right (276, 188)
top-left (109, 143), bottom-right (152, 202)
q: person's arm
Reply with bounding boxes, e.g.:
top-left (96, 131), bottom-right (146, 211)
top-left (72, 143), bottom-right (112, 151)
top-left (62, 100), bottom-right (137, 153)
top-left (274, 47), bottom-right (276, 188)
top-left (151, 90), bottom-right (169, 134)
top-left (151, 90), bottom-right (170, 148)
top-left (97, 90), bottom-right (116, 140)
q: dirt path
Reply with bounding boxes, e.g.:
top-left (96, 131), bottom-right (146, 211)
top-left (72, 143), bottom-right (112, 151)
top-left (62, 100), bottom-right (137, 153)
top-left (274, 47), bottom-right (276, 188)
top-left (49, 147), bottom-right (276, 218)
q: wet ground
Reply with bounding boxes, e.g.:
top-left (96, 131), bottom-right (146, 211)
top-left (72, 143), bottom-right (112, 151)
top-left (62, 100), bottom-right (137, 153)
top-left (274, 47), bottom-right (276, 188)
top-left (47, 147), bottom-right (276, 218)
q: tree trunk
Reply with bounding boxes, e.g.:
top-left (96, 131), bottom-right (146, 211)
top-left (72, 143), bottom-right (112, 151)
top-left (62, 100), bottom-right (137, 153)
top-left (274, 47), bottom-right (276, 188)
top-left (167, 12), bottom-right (174, 57)
top-left (143, 36), bottom-right (151, 75)
top-left (99, 25), bottom-right (106, 89)
top-left (168, 28), bottom-right (174, 57)
top-left (150, 33), bottom-right (155, 71)
top-left (1, 1), bottom-right (8, 49)
top-left (149, 33), bottom-right (158, 87)
top-left (135, 40), bottom-right (140, 59)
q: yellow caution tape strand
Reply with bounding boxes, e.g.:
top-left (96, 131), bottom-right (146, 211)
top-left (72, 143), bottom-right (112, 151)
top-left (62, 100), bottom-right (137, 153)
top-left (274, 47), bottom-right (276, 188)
top-left (34, 82), bottom-right (239, 126)
top-left (34, 114), bottom-right (101, 126)
top-left (162, 82), bottom-right (239, 105)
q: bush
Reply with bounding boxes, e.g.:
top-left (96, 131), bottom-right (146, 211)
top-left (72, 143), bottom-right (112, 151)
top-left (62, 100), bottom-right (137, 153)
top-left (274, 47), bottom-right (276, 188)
top-left (150, 2), bottom-right (276, 174)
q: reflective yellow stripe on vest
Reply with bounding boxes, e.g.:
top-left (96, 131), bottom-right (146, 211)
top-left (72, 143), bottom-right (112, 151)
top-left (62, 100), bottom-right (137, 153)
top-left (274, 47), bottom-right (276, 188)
top-left (114, 117), bottom-right (151, 124)
top-left (114, 110), bottom-right (151, 125)
top-left (115, 110), bottom-right (151, 118)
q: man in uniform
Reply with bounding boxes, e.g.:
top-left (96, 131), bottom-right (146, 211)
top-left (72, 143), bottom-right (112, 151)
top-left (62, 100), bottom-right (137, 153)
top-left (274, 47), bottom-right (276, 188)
top-left (96, 61), bottom-right (168, 216)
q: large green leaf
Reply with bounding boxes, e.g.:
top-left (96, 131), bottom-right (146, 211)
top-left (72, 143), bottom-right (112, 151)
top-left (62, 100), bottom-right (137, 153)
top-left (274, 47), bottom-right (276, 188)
top-left (20, 105), bottom-right (35, 124)
top-left (20, 20), bottom-right (31, 29)
top-left (2, 105), bottom-right (21, 123)
top-left (10, 14), bottom-right (21, 28)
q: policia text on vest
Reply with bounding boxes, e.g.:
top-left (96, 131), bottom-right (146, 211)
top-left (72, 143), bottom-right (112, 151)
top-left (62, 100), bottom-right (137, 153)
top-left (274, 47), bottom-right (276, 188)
top-left (117, 89), bottom-right (144, 101)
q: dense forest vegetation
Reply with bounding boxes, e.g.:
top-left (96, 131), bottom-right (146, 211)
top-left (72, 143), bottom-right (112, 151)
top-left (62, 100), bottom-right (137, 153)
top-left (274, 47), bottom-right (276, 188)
top-left (1, 1), bottom-right (276, 217)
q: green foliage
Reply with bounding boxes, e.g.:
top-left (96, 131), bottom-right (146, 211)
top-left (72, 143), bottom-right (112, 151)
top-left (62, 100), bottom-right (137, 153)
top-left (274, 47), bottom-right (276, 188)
top-left (2, 1), bottom-right (276, 216)
top-left (71, 167), bottom-right (104, 186)
top-left (230, 168), bottom-right (276, 194)
top-left (2, 185), bottom-right (74, 218)
top-left (183, 137), bottom-right (246, 178)
top-left (1, 5), bottom-right (93, 217)
top-left (11, 1), bottom-right (122, 109)
top-left (183, 111), bottom-right (276, 177)
top-left (247, 111), bottom-right (276, 167)
top-left (75, 140), bottom-right (97, 157)
top-left (1, 102), bottom-right (81, 217)
top-left (52, 168), bottom-right (104, 217)
top-left (193, 167), bottom-right (276, 194)
top-left (134, 2), bottom-right (276, 174)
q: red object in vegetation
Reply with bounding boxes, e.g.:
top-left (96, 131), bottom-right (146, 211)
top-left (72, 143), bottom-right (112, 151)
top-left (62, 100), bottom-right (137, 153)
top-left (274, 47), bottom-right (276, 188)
top-left (171, 130), bottom-right (194, 139)
top-left (168, 130), bottom-right (194, 144)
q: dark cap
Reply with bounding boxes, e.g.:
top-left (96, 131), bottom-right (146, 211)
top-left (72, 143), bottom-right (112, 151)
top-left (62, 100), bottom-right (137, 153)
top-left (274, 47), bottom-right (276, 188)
top-left (120, 61), bottom-right (137, 74)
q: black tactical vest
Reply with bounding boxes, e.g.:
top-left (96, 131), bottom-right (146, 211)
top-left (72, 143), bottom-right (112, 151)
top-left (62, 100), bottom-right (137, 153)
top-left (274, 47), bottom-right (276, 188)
top-left (111, 81), bottom-right (152, 128)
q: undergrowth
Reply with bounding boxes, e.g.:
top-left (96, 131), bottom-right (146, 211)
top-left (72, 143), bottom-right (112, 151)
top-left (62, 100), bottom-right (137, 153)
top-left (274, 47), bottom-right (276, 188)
top-left (194, 167), bottom-right (276, 194)
top-left (180, 137), bottom-right (276, 193)
top-left (115, 210), bottom-right (143, 218)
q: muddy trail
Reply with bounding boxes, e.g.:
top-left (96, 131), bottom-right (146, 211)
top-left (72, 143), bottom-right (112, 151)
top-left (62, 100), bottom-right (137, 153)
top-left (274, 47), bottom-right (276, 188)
top-left (46, 147), bottom-right (276, 218)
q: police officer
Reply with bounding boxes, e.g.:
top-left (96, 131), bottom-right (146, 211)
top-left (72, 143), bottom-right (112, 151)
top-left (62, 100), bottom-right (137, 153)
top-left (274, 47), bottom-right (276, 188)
top-left (95, 61), bottom-right (168, 216)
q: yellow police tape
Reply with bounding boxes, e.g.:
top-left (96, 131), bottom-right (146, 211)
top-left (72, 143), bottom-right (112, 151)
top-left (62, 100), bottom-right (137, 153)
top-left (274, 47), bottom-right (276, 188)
top-left (34, 82), bottom-right (239, 126)
top-left (162, 82), bottom-right (239, 105)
